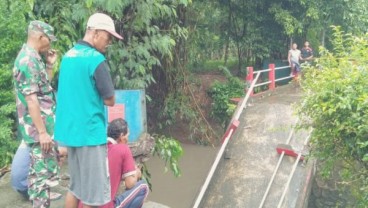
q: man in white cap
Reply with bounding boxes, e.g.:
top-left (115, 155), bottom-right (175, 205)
top-left (54, 13), bottom-right (123, 208)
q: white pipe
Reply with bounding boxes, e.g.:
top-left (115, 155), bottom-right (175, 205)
top-left (275, 76), bottom-right (293, 82)
top-left (233, 72), bottom-right (261, 120)
top-left (192, 129), bottom-right (234, 208)
top-left (193, 72), bottom-right (262, 208)
top-left (254, 68), bottom-right (270, 74)
top-left (252, 65), bottom-right (289, 75)
top-left (275, 66), bottom-right (290, 70)
top-left (258, 122), bottom-right (298, 208)
top-left (254, 81), bottom-right (272, 88)
top-left (277, 132), bottom-right (312, 208)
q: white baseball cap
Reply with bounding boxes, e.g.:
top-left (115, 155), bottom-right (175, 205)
top-left (87, 13), bottom-right (123, 40)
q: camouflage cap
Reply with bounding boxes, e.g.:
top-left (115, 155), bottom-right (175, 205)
top-left (28, 20), bottom-right (57, 41)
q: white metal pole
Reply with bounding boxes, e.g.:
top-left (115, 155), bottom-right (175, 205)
top-left (233, 72), bottom-right (261, 120)
top-left (277, 133), bottom-right (312, 208)
top-left (192, 72), bottom-right (261, 208)
top-left (258, 122), bottom-right (298, 208)
top-left (192, 129), bottom-right (234, 208)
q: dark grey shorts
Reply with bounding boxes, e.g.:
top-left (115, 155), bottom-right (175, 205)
top-left (67, 145), bottom-right (110, 206)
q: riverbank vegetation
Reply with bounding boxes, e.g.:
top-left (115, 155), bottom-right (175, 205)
top-left (298, 27), bottom-right (368, 206)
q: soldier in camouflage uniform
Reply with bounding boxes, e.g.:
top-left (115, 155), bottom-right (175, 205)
top-left (13, 20), bottom-right (59, 208)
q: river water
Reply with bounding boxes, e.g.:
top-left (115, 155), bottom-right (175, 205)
top-left (145, 143), bottom-right (219, 208)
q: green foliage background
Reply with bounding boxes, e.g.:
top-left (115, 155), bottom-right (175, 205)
top-left (153, 135), bottom-right (183, 177)
top-left (186, 0), bottom-right (368, 73)
top-left (0, 0), bottom-right (31, 168)
top-left (298, 27), bottom-right (368, 206)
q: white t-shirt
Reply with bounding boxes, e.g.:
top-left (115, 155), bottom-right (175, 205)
top-left (289, 49), bottom-right (301, 63)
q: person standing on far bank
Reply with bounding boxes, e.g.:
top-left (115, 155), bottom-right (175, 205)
top-left (54, 13), bottom-right (123, 208)
top-left (301, 41), bottom-right (314, 63)
top-left (288, 43), bottom-right (302, 78)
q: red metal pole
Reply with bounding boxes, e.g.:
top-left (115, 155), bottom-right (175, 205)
top-left (221, 120), bottom-right (239, 144)
top-left (246, 67), bottom-right (254, 96)
top-left (269, 64), bottom-right (275, 90)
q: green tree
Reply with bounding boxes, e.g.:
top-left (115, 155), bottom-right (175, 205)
top-left (0, 0), bottom-right (32, 168)
top-left (187, 0), bottom-right (368, 75)
top-left (304, 0), bottom-right (368, 47)
top-left (298, 27), bottom-right (368, 206)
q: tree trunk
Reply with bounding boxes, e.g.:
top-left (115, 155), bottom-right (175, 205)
top-left (224, 36), bottom-right (230, 65)
top-left (289, 37), bottom-right (293, 48)
top-left (237, 42), bottom-right (242, 75)
top-left (321, 28), bottom-right (326, 47)
top-left (224, 0), bottom-right (232, 66)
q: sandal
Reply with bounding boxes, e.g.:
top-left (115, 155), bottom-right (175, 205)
top-left (50, 192), bottom-right (62, 201)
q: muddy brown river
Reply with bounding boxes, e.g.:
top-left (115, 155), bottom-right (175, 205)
top-left (146, 143), bottom-right (219, 208)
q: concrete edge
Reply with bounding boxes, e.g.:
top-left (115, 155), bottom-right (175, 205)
top-left (296, 159), bottom-right (316, 208)
top-left (143, 201), bottom-right (171, 208)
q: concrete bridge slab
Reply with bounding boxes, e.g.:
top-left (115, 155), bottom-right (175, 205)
top-left (200, 84), bottom-right (312, 208)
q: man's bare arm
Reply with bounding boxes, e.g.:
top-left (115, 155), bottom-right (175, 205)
top-left (124, 167), bottom-right (141, 189)
top-left (46, 68), bottom-right (53, 81)
top-left (104, 95), bottom-right (115, 106)
top-left (45, 49), bottom-right (57, 81)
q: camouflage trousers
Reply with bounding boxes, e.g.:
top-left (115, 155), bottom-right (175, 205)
top-left (28, 144), bottom-right (60, 208)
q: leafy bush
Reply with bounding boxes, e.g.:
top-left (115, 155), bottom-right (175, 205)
top-left (139, 134), bottom-right (183, 190)
top-left (153, 134), bottom-right (183, 177)
top-left (207, 67), bottom-right (245, 128)
top-left (0, 1), bottom-right (31, 168)
top-left (298, 26), bottom-right (368, 206)
top-left (0, 1), bottom-right (29, 64)
top-left (0, 67), bottom-right (18, 169)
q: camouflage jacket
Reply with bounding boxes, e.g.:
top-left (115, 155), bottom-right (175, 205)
top-left (13, 44), bottom-right (56, 144)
